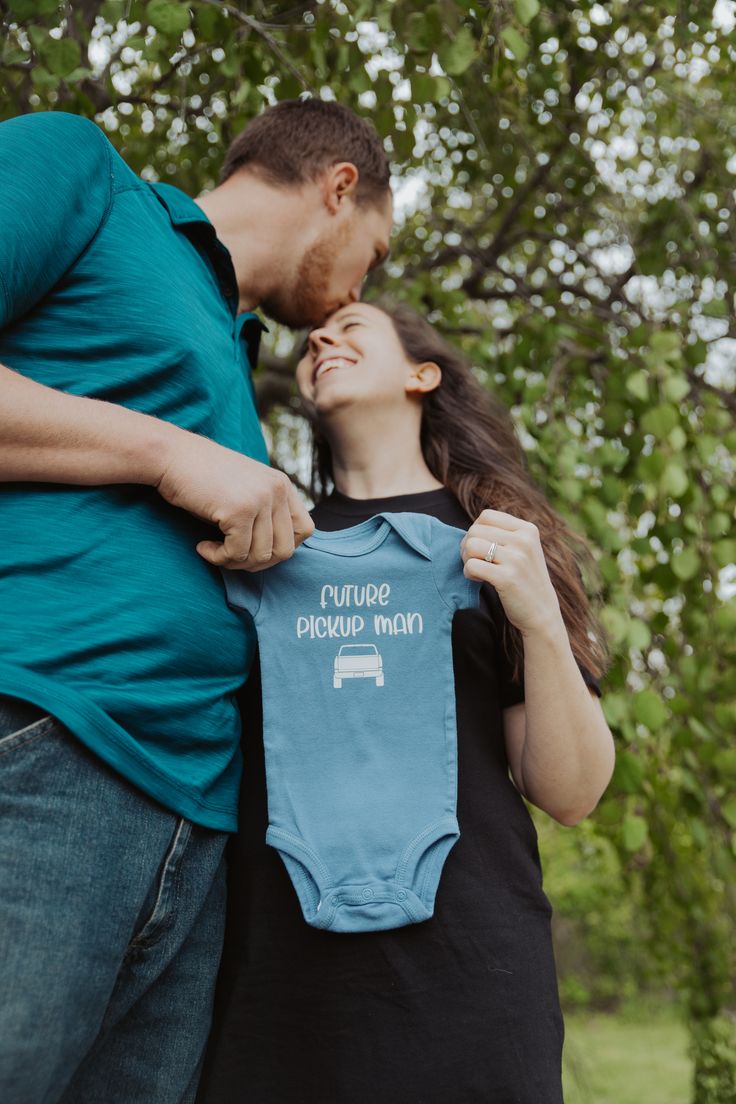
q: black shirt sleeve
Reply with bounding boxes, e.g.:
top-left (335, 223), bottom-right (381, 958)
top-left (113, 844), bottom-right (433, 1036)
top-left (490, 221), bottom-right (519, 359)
top-left (481, 584), bottom-right (602, 709)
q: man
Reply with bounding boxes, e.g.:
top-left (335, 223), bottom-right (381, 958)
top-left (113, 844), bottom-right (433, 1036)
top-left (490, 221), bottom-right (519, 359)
top-left (0, 98), bottom-right (392, 1103)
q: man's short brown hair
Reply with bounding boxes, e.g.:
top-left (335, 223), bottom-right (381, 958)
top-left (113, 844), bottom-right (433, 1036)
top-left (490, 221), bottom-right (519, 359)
top-left (221, 98), bottom-right (390, 208)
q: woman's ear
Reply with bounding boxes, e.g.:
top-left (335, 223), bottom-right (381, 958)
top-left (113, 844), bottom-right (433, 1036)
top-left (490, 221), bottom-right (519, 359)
top-left (405, 361), bottom-right (442, 395)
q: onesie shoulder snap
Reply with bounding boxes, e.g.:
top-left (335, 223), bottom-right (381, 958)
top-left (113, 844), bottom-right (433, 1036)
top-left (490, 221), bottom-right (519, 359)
top-left (427, 514), bottom-right (481, 613)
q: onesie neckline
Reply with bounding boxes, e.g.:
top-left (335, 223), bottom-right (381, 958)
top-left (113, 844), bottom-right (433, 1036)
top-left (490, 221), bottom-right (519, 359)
top-left (304, 515), bottom-right (393, 557)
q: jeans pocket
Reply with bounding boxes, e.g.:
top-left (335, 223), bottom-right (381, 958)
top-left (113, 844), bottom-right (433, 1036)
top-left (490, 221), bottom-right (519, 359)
top-left (0, 711), bottom-right (56, 756)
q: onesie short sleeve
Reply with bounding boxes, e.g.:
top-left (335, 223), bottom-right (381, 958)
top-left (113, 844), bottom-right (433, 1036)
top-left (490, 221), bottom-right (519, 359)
top-left (0, 112), bottom-right (113, 328)
top-left (481, 584), bottom-right (602, 708)
top-left (428, 516), bottom-right (480, 612)
top-left (221, 567), bottom-right (264, 620)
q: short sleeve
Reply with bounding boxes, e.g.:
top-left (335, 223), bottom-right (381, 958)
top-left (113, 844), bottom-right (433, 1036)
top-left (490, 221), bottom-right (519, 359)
top-left (429, 516), bottom-right (480, 612)
top-left (481, 585), bottom-right (603, 708)
top-left (0, 112), bottom-right (112, 328)
top-left (221, 567), bottom-right (264, 620)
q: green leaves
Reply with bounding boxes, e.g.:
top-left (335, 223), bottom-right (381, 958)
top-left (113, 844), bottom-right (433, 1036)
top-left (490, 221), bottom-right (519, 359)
top-left (641, 403), bottom-right (679, 438)
top-left (632, 691), bottom-right (669, 732)
top-left (720, 798), bottom-right (736, 831)
top-left (437, 27), bottom-right (477, 76)
top-left (622, 814), bottom-right (649, 852)
top-left (405, 8), bottom-right (441, 53)
top-left (713, 540), bottom-right (736, 568)
top-left (501, 26), bottom-right (529, 62)
top-left (671, 545), bottom-right (700, 580)
top-left (626, 370), bottom-right (650, 403)
top-left (514, 0), bottom-right (540, 25)
top-left (613, 751), bottom-right (646, 794)
top-left (662, 375), bottom-right (690, 403)
top-left (660, 461), bottom-right (689, 499)
top-left (9, 0), bottom-right (58, 15)
top-left (23, 24), bottom-right (82, 80)
top-left (411, 73), bottom-right (450, 103)
top-left (146, 0), bottom-right (191, 35)
top-left (40, 37), bottom-right (82, 77)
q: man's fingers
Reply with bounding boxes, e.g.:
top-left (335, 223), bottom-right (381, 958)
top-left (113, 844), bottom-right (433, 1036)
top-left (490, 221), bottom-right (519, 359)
top-left (196, 514), bottom-right (255, 568)
top-left (248, 509), bottom-right (274, 567)
top-left (287, 482), bottom-right (315, 544)
top-left (271, 497), bottom-right (297, 561)
top-left (196, 539), bottom-right (234, 567)
top-left (192, 464), bottom-right (314, 571)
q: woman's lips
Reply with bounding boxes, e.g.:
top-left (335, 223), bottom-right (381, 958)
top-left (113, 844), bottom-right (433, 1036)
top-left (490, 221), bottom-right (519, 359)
top-left (313, 355), bottom-right (358, 383)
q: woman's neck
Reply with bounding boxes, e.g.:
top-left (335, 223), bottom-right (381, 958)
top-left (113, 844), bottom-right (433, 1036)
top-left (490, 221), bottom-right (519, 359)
top-left (325, 409), bottom-right (443, 501)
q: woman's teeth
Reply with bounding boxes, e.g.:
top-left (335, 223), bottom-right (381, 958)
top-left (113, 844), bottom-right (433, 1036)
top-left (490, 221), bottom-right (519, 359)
top-left (315, 357), bottom-right (355, 381)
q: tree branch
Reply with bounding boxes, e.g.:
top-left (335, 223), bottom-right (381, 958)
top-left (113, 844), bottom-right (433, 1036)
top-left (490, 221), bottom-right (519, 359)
top-left (198, 0), bottom-right (316, 92)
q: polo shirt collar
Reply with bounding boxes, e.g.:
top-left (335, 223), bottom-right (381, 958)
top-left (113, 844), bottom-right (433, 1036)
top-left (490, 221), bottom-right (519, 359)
top-left (148, 181), bottom-right (213, 227)
top-left (148, 181), bottom-right (269, 364)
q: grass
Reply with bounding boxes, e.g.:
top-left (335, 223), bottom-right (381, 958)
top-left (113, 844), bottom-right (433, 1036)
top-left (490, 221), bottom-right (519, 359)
top-left (562, 1004), bottom-right (693, 1104)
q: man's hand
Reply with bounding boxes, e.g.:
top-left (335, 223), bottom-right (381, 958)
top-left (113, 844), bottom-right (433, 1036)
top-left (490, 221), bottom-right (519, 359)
top-left (156, 433), bottom-right (313, 571)
top-left (0, 362), bottom-right (312, 570)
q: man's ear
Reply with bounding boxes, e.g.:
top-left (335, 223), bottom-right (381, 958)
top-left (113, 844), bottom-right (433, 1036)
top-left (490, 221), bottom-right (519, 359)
top-left (405, 361), bottom-right (442, 395)
top-left (322, 162), bottom-right (360, 214)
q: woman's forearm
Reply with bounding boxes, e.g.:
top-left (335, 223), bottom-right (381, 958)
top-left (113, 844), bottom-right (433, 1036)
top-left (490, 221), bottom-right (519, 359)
top-left (518, 612), bottom-right (615, 825)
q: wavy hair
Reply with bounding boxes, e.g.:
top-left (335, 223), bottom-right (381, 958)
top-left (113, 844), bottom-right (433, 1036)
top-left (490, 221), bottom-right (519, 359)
top-left (308, 302), bottom-right (610, 683)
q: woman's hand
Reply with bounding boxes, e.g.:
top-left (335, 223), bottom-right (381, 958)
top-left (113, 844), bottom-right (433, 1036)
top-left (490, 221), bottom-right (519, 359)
top-left (462, 508), bottom-right (615, 824)
top-left (460, 509), bottom-right (562, 637)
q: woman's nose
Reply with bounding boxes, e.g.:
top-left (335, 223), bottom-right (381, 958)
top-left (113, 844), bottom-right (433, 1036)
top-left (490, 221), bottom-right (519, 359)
top-left (308, 328), bottom-right (338, 355)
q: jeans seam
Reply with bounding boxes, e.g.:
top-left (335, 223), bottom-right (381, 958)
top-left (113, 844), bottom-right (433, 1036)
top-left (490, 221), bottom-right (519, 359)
top-left (0, 714), bottom-right (55, 756)
top-left (126, 817), bottom-right (191, 954)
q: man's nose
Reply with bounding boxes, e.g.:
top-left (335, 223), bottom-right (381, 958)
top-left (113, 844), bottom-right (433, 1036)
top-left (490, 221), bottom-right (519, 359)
top-left (348, 281), bottom-right (362, 303)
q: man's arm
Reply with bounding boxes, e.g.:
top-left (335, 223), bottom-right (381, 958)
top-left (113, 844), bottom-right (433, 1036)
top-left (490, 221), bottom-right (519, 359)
top-left (0, 362), bottom-right (313, 569)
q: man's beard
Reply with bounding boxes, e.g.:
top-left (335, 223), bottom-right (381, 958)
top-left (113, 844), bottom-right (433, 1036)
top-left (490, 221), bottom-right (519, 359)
top-left (260, 223), bottom-right (351, 329)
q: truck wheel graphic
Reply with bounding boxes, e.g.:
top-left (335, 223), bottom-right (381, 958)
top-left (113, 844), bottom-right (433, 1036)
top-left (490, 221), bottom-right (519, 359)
top-left (333, 676), bottom-right (342, 689)
top-left (376, 673), bottom-right (384, 687)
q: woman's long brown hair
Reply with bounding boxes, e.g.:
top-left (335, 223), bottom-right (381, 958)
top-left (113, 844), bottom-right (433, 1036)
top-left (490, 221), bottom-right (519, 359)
top-left (308, 302), bottom-right (610, 683)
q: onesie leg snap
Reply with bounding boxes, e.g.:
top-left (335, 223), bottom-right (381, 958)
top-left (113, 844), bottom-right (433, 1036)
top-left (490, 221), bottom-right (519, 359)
top-left (266, 816), bottom-right (460, 933)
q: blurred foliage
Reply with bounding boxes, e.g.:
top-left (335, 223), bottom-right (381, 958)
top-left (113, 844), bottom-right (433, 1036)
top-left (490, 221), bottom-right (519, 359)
top-left (536, 813), bottom-right (656, 1012)
top-left (1, 2), bottom-right (734, 1098)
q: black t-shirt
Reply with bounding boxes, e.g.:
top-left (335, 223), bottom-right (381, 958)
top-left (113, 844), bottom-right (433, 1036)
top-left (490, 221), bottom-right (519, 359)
top-left (197, 488), bottom-right (601, 1104)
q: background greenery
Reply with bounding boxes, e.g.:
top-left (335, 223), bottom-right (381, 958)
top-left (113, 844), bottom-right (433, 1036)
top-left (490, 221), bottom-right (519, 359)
top-left (2, 1), bottom-right (734, 1099)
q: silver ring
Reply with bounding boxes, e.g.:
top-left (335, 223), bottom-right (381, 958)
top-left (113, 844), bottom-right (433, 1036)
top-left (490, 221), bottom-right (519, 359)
top-left (484, 541), bottom-right (498, 563)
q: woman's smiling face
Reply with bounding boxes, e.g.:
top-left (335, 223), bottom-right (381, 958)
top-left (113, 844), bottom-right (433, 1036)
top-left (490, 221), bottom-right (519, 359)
top-left (296, 302), bottom-right (434, 417)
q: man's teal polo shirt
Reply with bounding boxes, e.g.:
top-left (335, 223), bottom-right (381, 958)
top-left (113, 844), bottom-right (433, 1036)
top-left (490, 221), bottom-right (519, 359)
top-left (0, 111), bottom-right (269, 830)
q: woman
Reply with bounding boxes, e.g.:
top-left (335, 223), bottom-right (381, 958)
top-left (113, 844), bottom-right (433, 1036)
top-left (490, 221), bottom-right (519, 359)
top-left (197, 302), bottom-right (615, 1104)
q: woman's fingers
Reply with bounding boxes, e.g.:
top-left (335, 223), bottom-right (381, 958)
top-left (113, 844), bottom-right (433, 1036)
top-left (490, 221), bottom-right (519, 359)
top-left (475, 508), bottom-right (528, 531)
top-left (462, 535), bottom-right (505, 564)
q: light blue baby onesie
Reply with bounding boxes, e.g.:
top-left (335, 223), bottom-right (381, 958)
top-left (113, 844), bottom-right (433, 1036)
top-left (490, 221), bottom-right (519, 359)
top-left (223, 512), bottom-right (480, 933)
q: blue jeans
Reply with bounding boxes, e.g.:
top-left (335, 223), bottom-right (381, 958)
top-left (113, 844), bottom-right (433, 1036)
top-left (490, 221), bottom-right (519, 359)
top-left (0, 696), bottom-right (228, 1104)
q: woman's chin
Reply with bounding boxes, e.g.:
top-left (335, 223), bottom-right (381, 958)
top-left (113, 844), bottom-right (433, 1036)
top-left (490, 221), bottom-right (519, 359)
top-left (313, 392), bottom-right (359, 417)
top-left (312, 380), bottom-right (364, 413)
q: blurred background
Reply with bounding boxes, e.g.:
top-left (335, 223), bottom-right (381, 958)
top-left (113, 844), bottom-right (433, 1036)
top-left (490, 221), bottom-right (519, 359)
top-left (2, 2), bottom-right (734, 1100)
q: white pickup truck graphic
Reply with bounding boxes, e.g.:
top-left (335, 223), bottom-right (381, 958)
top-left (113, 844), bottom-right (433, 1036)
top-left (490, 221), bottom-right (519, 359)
top-left (333, 644), bottom-right (384, 689)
